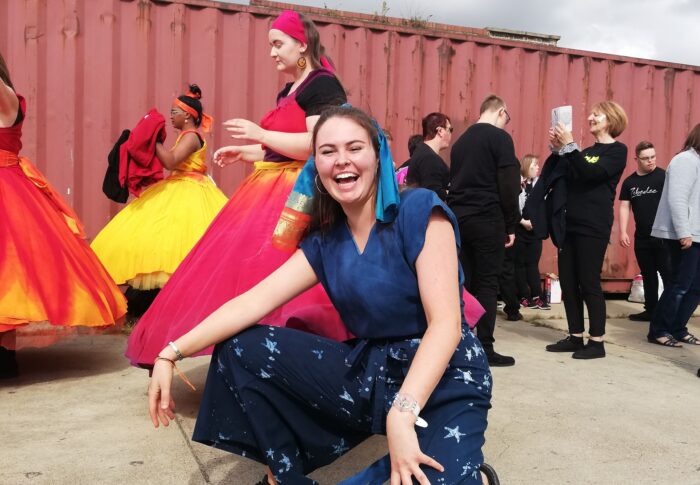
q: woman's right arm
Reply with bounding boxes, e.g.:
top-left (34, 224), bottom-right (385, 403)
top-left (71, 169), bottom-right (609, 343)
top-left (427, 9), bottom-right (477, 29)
top-left (0, 81), bottom-right (19, 126)
top-left (149, 249), bottom-right (319, 427)
top-left (222, 115), bottom-right (321, 162)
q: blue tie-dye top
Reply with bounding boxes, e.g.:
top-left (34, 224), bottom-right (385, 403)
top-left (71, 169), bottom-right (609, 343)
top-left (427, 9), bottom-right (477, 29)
top-left (300, 188), bottom-right (466, 339)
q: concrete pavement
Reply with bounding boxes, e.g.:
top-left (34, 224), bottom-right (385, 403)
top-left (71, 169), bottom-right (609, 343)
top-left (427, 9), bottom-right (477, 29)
top-left (1, 299), bottom-right (699, 484)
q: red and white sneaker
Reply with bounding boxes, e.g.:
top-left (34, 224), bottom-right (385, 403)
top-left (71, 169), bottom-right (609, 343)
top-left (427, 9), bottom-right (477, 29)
top-left (532, 296), bottom-right (551, 310)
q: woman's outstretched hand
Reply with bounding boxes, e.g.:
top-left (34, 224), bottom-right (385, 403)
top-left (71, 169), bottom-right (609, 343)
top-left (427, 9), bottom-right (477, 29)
top-left (387, 408), bottom-right (444, 484)
top-left (148, 360), bottom-right (176, 428)
top-left (223, 118), bottom-right (265, 143)
top-left (213, 145), bottom-right (246, 167)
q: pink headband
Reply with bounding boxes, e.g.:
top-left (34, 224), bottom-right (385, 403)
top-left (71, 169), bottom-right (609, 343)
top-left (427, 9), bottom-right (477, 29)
top-left (271, 10), bottom-right (306, 44)
top-left (270, 10), bottom-right (335, 74)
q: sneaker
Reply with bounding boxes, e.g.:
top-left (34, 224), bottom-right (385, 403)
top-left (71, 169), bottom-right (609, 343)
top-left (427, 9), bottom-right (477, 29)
top-left (486, 351), bottom-right (516, 367)
top-left (506, 312), bottom-right (523, 321)
top-left (629, 311), bottom-right (651, 321)
top-left (519, 297), bottom-right (532, 308)
top-left (532, 296), bottom-right (551, 310)
top-left (572, 340), bottom-right (606, 359)
top-left (496, 301), bottom-right (505, 310)
top-left (545, 335), bottom-right (584, 352)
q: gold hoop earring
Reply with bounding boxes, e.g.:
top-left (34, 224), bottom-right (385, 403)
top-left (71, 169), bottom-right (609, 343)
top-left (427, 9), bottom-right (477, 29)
top-left (297, 56), bottom-right (307, 69)
top-left (314, 174), bottom-right (328, 195)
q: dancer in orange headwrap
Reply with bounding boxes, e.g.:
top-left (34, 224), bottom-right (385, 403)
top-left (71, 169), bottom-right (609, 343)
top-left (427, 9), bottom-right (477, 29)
top-left (0, 52), bottom-right (126, 378)
top-left (91, 84), bottom-right (227, 299)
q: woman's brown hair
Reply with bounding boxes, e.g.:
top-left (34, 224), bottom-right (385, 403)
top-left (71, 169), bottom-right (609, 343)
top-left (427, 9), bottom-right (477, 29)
top-left (299, 13), bottom-right (335, 71)
top-left (308, 106), bottom-right (380, 234)
top-left (520, 154), bottom-right (538, 179)
top-left (0, 52), bottom-right (14, 89)
top-left (682, 123), bottom-right (700, 153)
top-left (592, 100), bottom-right (628, 138)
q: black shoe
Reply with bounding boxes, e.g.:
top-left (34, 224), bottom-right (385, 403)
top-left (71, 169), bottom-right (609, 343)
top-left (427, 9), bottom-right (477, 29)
top-left (629, 311), bottom-right (651, 322)
top-left (479, 463), bottom-right (501, 485)
top-left (486, 351), bottom-right (515, 367)
top-left (505, 312), bottom-right (523, 321)
top-left (0, 347), bottom-right (19, 379)
top-left (572, 340), bottom-right (606, 359)
top-left (545, 335), bottom-right (584, 352)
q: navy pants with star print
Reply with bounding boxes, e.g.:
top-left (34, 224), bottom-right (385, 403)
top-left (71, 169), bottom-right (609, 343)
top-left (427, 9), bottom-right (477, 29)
top-left (192, 324), bottom-right (491, 484)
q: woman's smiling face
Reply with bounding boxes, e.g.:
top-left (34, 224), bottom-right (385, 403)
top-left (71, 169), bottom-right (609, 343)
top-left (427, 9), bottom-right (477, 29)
top-left (314, 116), bottom-right (379, 211)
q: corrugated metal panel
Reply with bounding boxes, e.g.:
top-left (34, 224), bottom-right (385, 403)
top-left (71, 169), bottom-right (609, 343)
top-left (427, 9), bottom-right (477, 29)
top-left (2, 0), bottom-right (699, 288)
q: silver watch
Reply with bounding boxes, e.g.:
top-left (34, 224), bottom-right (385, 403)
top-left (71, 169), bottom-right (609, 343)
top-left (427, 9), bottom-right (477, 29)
top-left (392, 394), bottom-right (428, 428)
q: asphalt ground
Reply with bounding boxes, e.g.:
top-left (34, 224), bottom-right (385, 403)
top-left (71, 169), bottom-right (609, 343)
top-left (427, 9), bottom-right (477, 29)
top-left (2, 299), bottom-right (699, 485)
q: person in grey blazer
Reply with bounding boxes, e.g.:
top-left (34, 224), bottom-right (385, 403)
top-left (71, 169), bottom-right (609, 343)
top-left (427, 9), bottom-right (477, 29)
top-left (647, 123), bottom-right (700, 347)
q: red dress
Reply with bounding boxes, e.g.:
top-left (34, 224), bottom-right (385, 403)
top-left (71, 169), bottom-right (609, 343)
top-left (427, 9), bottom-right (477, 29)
top-left (126, 70), bottom-right (351, 367)
top-left (0, 94), bottom-right (126, 348)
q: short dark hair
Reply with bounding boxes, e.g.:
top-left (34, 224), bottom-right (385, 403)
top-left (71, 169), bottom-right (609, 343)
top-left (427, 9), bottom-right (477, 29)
top-left (309, 106), bottom-right (380, 233)
top-left (635, 140), bottom-right (654, 157)
top-left (682, 123), bottom-right (700, 153)
top-left (422, 112), bottom-right (450, 141)
top-left (407, 134), bottom-right (423, 156)
top-left (479, 95), bottom-right (505, 115)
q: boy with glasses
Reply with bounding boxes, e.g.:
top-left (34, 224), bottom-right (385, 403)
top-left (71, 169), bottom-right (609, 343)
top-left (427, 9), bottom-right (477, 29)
top-left (619, 140), bottom-right (671, 321)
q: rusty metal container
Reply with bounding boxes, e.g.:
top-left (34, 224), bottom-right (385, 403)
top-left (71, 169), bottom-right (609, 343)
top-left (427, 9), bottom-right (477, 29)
top-left (2, 0), bottom-right (699, 290)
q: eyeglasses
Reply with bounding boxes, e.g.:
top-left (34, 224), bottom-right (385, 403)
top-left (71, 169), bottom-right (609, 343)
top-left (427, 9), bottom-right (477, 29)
top-left (503, 109), bottom-right (511, 125)
top-left (441, 125), bottom-right (454, 133)
top-left (637, 155), bottom-right (657, 162)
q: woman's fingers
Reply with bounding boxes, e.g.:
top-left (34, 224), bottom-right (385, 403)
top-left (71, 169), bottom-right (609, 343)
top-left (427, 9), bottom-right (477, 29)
top-left (420, 453), bottom-right (444, 472)
top-left (400, 470), bottom-right (414, 485)
top-left (148, 387), bottom-right (160, 428)
top-left (410, 464), bottom-right (430, 485)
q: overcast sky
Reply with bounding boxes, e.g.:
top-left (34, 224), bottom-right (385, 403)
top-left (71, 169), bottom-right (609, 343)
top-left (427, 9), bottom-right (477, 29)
top-left (222, 0), bottom-right (699, 66)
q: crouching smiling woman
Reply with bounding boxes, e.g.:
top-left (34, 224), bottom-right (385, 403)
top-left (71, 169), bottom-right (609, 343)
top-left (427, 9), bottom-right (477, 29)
top-left (148, 106), bottom-right (499, 485)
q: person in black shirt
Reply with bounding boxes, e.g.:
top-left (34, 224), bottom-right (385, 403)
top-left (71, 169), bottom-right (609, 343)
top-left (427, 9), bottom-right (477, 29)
top-left (405, 112), bottom-right (452, 200)
top-left (545, 101), bottom-right (629, 360)
top-left (448, 95), bottom-right (521, 367)
top-left (619, 141), bottom-right (670, 321)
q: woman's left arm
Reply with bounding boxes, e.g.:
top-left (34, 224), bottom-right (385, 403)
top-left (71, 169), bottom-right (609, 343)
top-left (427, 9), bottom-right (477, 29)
top-left (387, 209), bottom-right (462, 484)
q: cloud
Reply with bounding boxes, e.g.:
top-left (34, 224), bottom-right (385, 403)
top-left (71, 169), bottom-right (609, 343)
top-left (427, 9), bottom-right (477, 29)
top-left (221, 0), bottom-right (698, 66)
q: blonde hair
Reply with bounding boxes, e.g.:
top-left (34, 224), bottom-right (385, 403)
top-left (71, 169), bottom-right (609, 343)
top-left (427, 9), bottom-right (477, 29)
top-left (592, 100), bottom-right (628, 138)
top-left (520, 154), bottom-right (538, 178)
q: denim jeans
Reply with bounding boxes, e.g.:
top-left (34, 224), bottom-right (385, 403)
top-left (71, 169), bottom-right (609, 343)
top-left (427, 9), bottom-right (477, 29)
top-left (647, 241), bottom-right (700, 340)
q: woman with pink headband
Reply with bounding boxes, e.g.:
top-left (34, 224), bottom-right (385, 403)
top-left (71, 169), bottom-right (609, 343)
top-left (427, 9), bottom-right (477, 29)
top-left (126, 11), bottom-right (349, 368)
top-left (91, 84), bottom-right (227, 312)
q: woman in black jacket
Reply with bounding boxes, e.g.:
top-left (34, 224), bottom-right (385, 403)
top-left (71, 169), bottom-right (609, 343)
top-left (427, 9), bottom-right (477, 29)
top-left (544, 101), bottom-right (628, 359)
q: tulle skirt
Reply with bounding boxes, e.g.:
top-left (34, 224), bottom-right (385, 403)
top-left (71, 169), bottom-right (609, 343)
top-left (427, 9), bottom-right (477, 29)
top-left (126, 161), bottom-right (351, 366)
top-left (91, 171), bottom-right (228, 290)
top-left (0, 163), bottom-right (126, 348)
